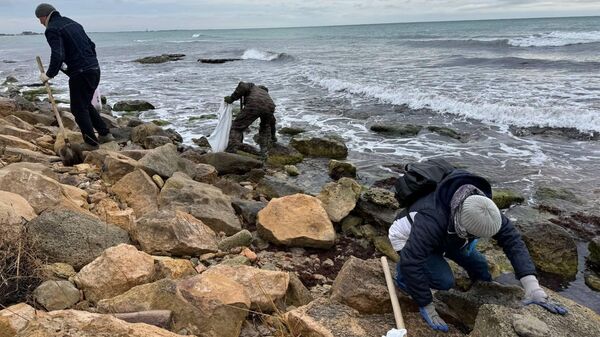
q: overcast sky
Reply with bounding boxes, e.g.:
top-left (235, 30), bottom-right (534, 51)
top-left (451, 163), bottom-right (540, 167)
top-left (1, 0), bottom-right (599, 33)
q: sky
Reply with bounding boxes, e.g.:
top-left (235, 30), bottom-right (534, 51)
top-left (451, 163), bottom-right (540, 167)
top-left (0, 0), bottom-right (599, 33)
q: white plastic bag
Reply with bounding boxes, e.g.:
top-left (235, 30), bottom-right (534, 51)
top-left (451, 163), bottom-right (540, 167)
top-left (91, 87), bottom-right (102, 112)
top-left (207, 101), bottom-right (233, 152)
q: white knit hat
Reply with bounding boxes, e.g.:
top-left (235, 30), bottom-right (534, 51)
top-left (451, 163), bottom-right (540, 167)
top-left (459, 195), bottom-right (502, 238)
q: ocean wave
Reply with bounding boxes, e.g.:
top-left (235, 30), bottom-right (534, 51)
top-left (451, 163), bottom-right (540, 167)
top-left (437, 56), bottom-right (600, 71)
top-left (240, 49), bottom-right (292, 61)
top-left (508, 31), bottom-right (600, 47)
top-left (404, 38), bottom-right (511, 49)
top-left (309, 76), bottom-right (600, 132)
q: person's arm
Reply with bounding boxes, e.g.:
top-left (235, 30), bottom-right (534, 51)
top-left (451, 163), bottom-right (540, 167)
top-left (44, 27), bottom-right (64, 78)
top-left (229, 82), bottom-right (253, 102)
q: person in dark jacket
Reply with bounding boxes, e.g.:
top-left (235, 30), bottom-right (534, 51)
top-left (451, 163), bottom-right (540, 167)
top-left (224, 82), bottom-right (276, 156)
top-left (36, 3), bottom-right (113, 150)
top-left (388, 169), bottom-right (567, 332)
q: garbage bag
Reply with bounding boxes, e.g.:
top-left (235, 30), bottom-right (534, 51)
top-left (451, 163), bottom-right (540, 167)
top-left (207, 101), bottom-right (233, 152)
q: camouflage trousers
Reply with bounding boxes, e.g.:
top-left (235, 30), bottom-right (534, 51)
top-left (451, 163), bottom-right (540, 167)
top-left (226, 108), bottom-right (276, 154)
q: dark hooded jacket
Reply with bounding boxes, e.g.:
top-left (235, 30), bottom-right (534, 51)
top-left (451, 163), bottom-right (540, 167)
top-left (229, 82), bottom-right (275, 114)
top-left (399, 170), bottom-right (536, 307)
top-left (44, 11), bottom-right (99, 78)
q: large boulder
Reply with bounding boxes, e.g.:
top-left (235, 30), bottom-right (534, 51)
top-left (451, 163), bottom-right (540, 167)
top-left (317, 177), bottom-right (362, 222)
top-left (113, 100), bottom-right (155, 112)
top-left (290, 135), bottom-right (348, 159)
top-left (16, 310), bottom-right (187, 337)
top-left (354, 187), bottom-right (400, 228)
top-left (159, 173), bottom-right (241, 235)
top-left (138, 143), bottom-right (196, 178)
top-left (265, 143), bottom-right (304, 166)
top-left (111, 169), bottom-right (159, 217)
top-left (231, 199), bottom-right (266, 227)
top-left (33, 280), bottom-right (80, 311)
top-left (0, 191), bottom-right (36, 242)
top-left (73, 244), bottom-right (155, 303)
top-left (94, 198), bottom-right (135, 232)
top-left (153, 256), bottom-right (197, 280)
top-left (98, 275), bottom-right (250, 337)
top-left (370, 123), bottom-right (422, 137)
top-left (0, 124), bottom-right (44, 142)
top-left (192, 152), bottom-right (263, 175)
top-left (26, 208), bottom-right (131, 269)
top-left (133, 210), bottom-right (218, 256)
top-left (0, 134), bottom-right (38, 151)
top-left (203, 264), bottom-right (289, 312)
top-left (2, 146), bottom-right (59, 164)
top-left (131, 122), bottom-right (168, 145)
top-left (135, 54), bottom-right (185, 64)
top-left (0, 167), bottom-right (85, 214)
top-left (330, 257), bottom-right (391, 314)
top-left (257, 194), bottom-right (335, 249)
top-left (329, 159), bottom-right (357, 180)
top-left (84, 150), bottom-right (139, 184)
top-left (0, 303), bottom-right (37, 336)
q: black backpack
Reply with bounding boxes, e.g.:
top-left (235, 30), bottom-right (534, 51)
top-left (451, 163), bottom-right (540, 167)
top-left (394, 158), bottom-right (456, 208)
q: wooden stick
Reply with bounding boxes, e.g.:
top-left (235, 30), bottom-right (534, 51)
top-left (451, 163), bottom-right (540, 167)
top-left (381, 256), bottom-right (406, 329)
top-left (35, 56), bottom-right (66, 134)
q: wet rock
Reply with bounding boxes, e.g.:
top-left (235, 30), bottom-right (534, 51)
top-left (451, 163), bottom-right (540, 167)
top-left (17, 309), bottom-right (186, 337)
top-left (133, 209), bottom-right (218, 256)
top-left (265, 143), bottom-right (304, 166)
top-left (285, 164), bottom-right (300, 176)
top-left (73, 244), bottom-right (155, 303)
top-left (203, 264), bottom-right (289, 312)
top-left (278, 126), bottom-right (306, 136)
top-left (492, 189), bottom-right (525, 209)
top-left (136, 53), bottom-right (185, 64)
top-left (198, 58), bottom-right (241, 64)
top-left (329, 159), bottom-right (357, 180)
top-left (192, 152), bottom-right (263, 175)
top-left (290, 135), bottom-right (348, 159)
top-left (231, 199), bottom-right (266, 227)
top-left (589, 236), bottom-right (600, 270)
top-left (256, 175), bottom-right (304, 199)
top-left (331, 257), bottom-right (391, 314)
top-left (257, 194), bottom-right (335, 249)
top-left (585, 272), bottom-right (600, 291)
top-left (26, 208), bottom-right (131, 269)
top-left (0, 191), bottom-right (36, 243)
top-left (370, 123), bottom-right (422, 137)
top-left (138, 143), bottom-right (196, 178)
top-left (317, 177), bottom-right (362, 222)
top-left (427, 126), bottom-right (466, 141)
top-left (33, 280), bottom-right (80, 311)
top-left (218, 229), bottom-right (253, 251)
top-left (153, 256), bottom-right (197, 280)
top-left (114, 100), bottom-right (155, 111)
top-left (535, 186), bottom-right (581, 204)
top-left (112, 168), bottom-right (159, 217)
top-left (159, 172), bottom-right (242, 235)
top-left (98, 275), bottom-right (250, 337)
top-left (509, 125), bottom-right (600, 141)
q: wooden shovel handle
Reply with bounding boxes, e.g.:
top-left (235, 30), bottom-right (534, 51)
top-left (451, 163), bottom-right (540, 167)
top-left (36, 56), bottom-right (66, 133)
top-left (382, 256), bottom-right (406, 329)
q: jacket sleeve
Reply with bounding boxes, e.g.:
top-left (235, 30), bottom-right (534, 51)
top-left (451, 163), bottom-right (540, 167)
top-left (44, 27), bottom-right (64, 78)
top-left (493, 215), bottom-right (537, 279)
top-left (229, 82), bottom-right (253, 102)
top-left (399, 210), bottom-right (445, 307)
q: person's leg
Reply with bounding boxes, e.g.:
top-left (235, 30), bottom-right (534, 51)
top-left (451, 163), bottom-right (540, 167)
top-left (269, 111), bottom-right (277, 142)
top-left (226, 109), bottom-right (259, 152)
top-left (83, 69), bottom-right (110, 137)
top-left (257, 115), bottom-right (273, 155)
top-left (446, 246), bottom-right (492, 282)
top-left (69, 75), bottom-right (99, 145)
top-left (396, 254), bottom-right (455, 292)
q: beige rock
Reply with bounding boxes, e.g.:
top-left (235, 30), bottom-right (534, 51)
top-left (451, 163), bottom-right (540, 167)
top-left (0, 124), bottom-right (43, 142)
top-left (0, 134), bottom-right (38, 151)
top-left (4, 162), bottom-right (57, 180)
top-left (101, 152), bottom-right (140, 184)
top-left (2, 146), bottom-right (59, 164)
top-left (73, 244), bottom-right (156, 303)
top-left (257, 193), bottom-right (336, 249)
top-left (317, 177), bottom-right (362, 222)
top-left (53, 130), bottom-right (84, 153)
top-left (0, 303), bottom-right (37, 336)
top-left (133, 210), bottom-right (218, 256)
top-left (61, 184), bottom-right (89, 209)
top-left (40, 263), bottom-right (76, 280)
top-left (203, 264), bottom-right (289, 312)
top-left (0, 191), bottom-right (36, 242)
top-left (16, 310), bottom-right (191, 337)
top-left (159, 172), bottom-right (242, 235)
top-left (112, 169), bottom-right (159, 217)
top-left (154, 256), bottom-right (197, 280)
top-left (33, 280), bottom-right (80, 311)
top-left (94, 198), bottom-right (135, 231)
top-left (1, 115), bottom-right (37, 131)
top-left (152, 174), bottom-right (165, 188)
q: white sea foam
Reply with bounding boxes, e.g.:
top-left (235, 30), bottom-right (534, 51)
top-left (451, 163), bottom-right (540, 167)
top-left (311, 76), bottom-right (600, 132)
top-left (241, 49), bottom-right (281, 61)
top-left (508, 31), bottom-right (600, 47)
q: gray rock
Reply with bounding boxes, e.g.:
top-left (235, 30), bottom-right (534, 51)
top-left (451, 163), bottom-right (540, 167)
top-left (256, 176), bottom-right (304, 199)
top-left (192, 152), bottom-right (263, 175)
top-left (135, 54), bottom-right (185, 64)
top-left (290, 135), bottom-right (348, 159)
top-left (33, 280), bottom-right (80, 311)
top-left (328, 160), bottom-right (356, 180)
top-left (589, 236), bottom-right (600, 271)
top-left (138, 143), bottom-right (196, 178)
top-left (278, 127), bottom-right (306, 136)
top-left (354, 190), bottom-right (399, 228)
top-left (512, 314), bottom-right (550, 337)
top-left (143, 135), bottom-right (172, 149)
top-left (265, 143), bottom-right (304, 167)
top-left (218, 230), bottom-right (254, 251)
top-left (370, 124), bottom-right (422, 137)
top-left (26, 208), bottom-right (131, 269)
top-left (113, 100), bottom-right (155, 112)
top-left (231, 199), bottom-right (266, 227)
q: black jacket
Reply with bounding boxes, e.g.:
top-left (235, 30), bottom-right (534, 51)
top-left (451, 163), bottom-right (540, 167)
top-left (399, 170), bottom-right (536, 307)
top-left (44, 12), bottom-right (99, 78)
top-left (229, 82), bottom-right (275, 114)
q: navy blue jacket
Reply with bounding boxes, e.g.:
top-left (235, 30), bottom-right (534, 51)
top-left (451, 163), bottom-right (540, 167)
top-left (44, 12), bottom-right (99, 78)
top-left (399, 170), bottom-right (536, 307)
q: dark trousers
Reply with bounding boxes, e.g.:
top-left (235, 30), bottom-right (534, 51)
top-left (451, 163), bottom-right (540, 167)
top-left (396, 248), bottom-right (492, 291)
top-left (227, 108), bottom-right (276, 153)
top-left (69, 68), bottom-right (109, 145)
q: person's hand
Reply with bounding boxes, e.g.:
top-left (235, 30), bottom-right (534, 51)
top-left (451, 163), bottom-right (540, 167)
top-left (521, 275), bottom-right (568, 315)
top-left (224, 96), bottom-right (233, 104)
top-left (419, 303), bottom-right (448, 332)
top-left (40, 73), bottom-right (51, 83)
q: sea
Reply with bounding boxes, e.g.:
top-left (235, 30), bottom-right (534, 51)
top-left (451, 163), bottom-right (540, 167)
top-left (1, 16), bottom-right (600, 310)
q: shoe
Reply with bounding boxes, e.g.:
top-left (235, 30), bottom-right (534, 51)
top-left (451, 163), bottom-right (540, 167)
top-left (78, 142), bottom-right (99, 152)
top-left (98, 133), bottom-right (115, 144)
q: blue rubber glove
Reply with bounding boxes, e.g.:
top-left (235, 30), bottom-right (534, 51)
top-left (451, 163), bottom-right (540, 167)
top-left (465, 239), bottom-right (478, 256)
top-left (520, 275), bottom-right (568, 315)
top-left (419, 303), bottom-right (449, 332)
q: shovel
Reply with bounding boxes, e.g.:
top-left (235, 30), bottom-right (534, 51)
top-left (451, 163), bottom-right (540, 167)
top-left (381, 256), bottom-right (408, 337)
top-left (36, 56), bottom-right (83, 166)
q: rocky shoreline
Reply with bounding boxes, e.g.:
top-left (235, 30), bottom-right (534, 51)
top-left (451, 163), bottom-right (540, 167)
top-left (1, 76), bottom-right (600, 336)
